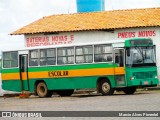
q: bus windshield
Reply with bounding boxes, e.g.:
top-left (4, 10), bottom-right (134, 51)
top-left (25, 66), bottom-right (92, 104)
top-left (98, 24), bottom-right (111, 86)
top-left (126, 46), bottom-right (156, 67)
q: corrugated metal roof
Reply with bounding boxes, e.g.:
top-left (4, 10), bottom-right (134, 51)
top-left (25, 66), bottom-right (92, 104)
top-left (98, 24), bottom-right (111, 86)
top-left (11, 7), bottom-right (160, 35)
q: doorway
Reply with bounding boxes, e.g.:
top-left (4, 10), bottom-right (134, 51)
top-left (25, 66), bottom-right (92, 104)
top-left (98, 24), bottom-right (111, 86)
top-left (114, 48), bottom-right (126, 87)
top-left (19, 54), bottom-right (29, 91)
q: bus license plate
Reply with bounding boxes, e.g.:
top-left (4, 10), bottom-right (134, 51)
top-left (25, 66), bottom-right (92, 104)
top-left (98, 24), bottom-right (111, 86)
top-left (144, 81), bottom-right (149, 85)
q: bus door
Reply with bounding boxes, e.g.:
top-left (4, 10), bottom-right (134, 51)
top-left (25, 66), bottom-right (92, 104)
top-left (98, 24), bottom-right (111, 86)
top-left (114, 48), bottom-right (126, 87)
top-left (19, 54), bottom-right (29, 91)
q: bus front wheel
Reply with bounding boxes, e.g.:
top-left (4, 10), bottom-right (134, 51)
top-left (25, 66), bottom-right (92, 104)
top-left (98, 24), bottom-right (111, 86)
top-left (99, 79), bottom-right (114, 95)
top-left (36, 82), bottom-right (53, 98)
top-left (123, 87), bottom-right (136, 95)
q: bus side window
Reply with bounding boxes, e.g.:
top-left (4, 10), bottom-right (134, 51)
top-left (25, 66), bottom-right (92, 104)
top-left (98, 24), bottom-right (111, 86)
top-left (3, 51), bottom-right (18, 68)
top-left (94, 44), bottom-right (112, 63)
top-left (47, 58), bottom-right (56, 65)
top-left (40, 60), bottom-right (47, 66)
top-left (58, 47), bottom-right (74, 65)
top-left (40, 48), bottom-right (56, 66)
top-left (115, 55), bottom-right (119, 64)
top-left (115, 53), bottom-right (124, 67)
top-left (94, 56), bottom-right (103, 62)
top-left (29, 50), bottom-right (39, 66)
top-left (30, 60), bottom-right (38, 66)
top-left (75, 46), bottom-right (93, 63)
top-left (58, 59), bottom-right (64, 64)
top-left (107, 56), bottom-right (112, 61)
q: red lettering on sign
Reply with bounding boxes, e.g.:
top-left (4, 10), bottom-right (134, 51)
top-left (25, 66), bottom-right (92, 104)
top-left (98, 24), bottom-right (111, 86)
top-left (26, 34), bottom-right (75, 47)
top-left (26, 36), bottom-right (49, 43)
top-left (70, 35), bottom-right (74, 41)
top-left (51, 35), bottom-right (74, 45)
top-left (118, 32), bottom-right (135, 38)
top-left (138, 30), bottom-right (156, 37)
top-left (52, 35), bottom-right (68, 41)
top-left (117, 30), bottom-right (156, 39)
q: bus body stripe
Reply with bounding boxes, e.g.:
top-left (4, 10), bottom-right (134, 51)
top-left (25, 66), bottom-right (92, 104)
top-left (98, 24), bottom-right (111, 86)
top-left (2, 73), bottom-right (20, 80)
top-left (2, 67), bottom-right (125, 80)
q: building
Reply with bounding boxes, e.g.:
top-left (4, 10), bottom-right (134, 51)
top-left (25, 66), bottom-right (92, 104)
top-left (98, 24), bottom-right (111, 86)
top-left (11, 7), bottom-right (160, 79)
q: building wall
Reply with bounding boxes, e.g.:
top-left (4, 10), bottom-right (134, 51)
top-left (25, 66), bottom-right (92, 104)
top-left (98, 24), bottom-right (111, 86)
top-left (25, 27), bottom-right (160, 79)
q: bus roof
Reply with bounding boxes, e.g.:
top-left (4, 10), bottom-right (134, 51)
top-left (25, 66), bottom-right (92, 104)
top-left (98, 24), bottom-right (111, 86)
top-left (2, 39), bottom-right (125, 52)
top-left (125, 38), bottom-right (153, 47)
top-left (2, 38), bottom-right (153, 52)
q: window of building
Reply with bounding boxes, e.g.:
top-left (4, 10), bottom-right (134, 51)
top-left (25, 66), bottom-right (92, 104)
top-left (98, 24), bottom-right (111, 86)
top-left (40, 49), bottom-right (56, 66)
top-left (57, 47), bottom-right (74, 64)
top-left (94, 45), bottom-right (112, 62)
top-left (29, 50), bottom-right (39, 66)
top-left (76, 45), bottom-right (93, 63)
top-left (3, 51), bottom-right (18, 68)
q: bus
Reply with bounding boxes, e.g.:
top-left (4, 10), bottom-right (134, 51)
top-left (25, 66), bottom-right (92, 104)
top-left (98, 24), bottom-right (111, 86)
top-left (1, 38), bottom-right (159, 97)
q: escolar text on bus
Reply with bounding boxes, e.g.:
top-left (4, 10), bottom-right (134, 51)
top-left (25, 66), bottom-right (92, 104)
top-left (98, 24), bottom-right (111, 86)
top-left (48, 71), bottom-right (69, 77)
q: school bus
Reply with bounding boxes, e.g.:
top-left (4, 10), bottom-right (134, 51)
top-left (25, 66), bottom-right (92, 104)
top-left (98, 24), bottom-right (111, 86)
top-left (1, 38), bottom-right (159, 97)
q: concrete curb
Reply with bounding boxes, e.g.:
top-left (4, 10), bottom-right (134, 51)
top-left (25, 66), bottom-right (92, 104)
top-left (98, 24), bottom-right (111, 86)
top-left (0, 86), bottom-right (160, 98)
top-left (137, 85), bottom-right (160, 91)
top-left (2, 93), bottom-right (20, 98)
top-left (146, 86), bottom-right (160, 90)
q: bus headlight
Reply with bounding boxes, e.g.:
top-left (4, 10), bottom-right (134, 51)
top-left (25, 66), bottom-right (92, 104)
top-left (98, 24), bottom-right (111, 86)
top-left (155, 76), bottom-right (158, 79)
top-left (130, 77), bottom-right (134, 80)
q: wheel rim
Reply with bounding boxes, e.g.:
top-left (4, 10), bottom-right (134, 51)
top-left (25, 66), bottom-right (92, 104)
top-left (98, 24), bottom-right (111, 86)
top-left (102, 82), bottom-right (110, 93)
top-left (39, 86), bottom-right (46, 94)
top-left (37, 83), bottom-right (47, 97)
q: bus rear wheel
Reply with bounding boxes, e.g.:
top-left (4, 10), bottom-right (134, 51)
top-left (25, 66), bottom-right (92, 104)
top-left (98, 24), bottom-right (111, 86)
top-left (99, 79), bottom-right (114, 95)
top-left (36, 82), bottom-right (53, 98)
top-left (56, 89), bottom-right (74, 97)
top-left (123, 87), bottom-right (136, 95)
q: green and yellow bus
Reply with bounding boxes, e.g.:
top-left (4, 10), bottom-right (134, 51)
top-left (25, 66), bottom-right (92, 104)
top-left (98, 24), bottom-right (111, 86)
top-left (1, 38), bottom-right (159, 97)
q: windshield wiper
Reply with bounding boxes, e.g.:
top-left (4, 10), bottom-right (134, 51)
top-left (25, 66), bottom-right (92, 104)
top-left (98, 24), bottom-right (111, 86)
top-left (135, 47), bottom-right (145, 63)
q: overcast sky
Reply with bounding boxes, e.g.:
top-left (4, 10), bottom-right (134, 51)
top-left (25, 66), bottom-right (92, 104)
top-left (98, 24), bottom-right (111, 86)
top-left (0, 0), bottom-right (160, 51)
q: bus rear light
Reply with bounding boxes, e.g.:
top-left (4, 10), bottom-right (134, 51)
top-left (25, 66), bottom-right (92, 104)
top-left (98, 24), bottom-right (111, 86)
top-left (130, 77), bottom-right (134, 80)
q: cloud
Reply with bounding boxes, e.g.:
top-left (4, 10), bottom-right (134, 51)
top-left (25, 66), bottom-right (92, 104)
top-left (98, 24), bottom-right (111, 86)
top-left (50, 0), bottom-right (76, 14)
top-left (106, 0), bottom-right (160, 10)
top-left (0, 0), bottom-right (77, 51)
top-left (0, 34), bottom-right (24, 51)
top-left (0, 7), bottom-right (3, 12)
top-left (0, 0), bottom-right (160, 51)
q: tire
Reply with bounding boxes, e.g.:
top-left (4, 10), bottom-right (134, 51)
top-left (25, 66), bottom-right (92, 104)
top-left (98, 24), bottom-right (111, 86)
top-left (56, 89), bottom-right (74, 97)
top-left (36, 82), bottom-right (53, 98)
top-left (99, 79), bottom-right (114, 95)
top-left (123, 87), bottom-right (136, 95)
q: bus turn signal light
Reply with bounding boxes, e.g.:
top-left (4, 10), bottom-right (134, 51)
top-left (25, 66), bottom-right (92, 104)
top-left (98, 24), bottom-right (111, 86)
top-left (130, 77), bottom-right (134, 80)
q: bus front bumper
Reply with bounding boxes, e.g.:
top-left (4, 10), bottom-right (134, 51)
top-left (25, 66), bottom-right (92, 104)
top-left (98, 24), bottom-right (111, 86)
top-left (128, 78), bottom-right (159, 87)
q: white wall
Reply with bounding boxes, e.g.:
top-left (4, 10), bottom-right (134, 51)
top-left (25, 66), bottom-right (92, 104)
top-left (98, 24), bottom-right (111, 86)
top-left (25, 26), bottom-right (160, 79)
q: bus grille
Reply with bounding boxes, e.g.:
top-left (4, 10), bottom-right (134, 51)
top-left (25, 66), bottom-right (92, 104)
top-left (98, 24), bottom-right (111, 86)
top-left (133, 71), bottom-right (156, 79)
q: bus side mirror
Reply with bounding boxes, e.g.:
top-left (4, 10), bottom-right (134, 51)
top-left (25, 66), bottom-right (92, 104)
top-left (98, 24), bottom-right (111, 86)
top-left (126, 48), bottom-right (130, 56)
